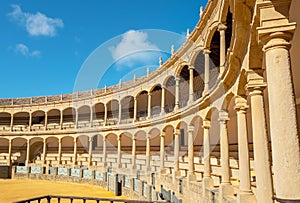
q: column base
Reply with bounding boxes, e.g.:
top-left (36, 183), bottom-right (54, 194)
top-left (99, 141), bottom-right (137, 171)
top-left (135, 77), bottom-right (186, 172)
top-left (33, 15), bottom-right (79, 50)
top-left (202, 177), bottom-right (214, 199)
top-left (237, 192), bottom-right (256, 203)
top-left (219, 183), bottom-right (234, 203)
top-left (187, 171), bottom-right (196, 182)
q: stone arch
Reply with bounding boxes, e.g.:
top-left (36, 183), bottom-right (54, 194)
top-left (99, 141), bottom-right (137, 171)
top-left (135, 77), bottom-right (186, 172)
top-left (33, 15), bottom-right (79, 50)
top-left (47, 109), bottom-right (61, 127)
top-left (77, 135), bottom-right (89, 154)
top-left (150, 84), bottom-right (162, 116)
top-left (106, 99), bottom-right (119, 124)
top-left (175, 121), bottom-right (188, 148)
top-left (136, 90), bottom-right (148, 120)
top-left (134, 130), bottom-right (147, 154)
top-left (11, 137), bottom-right (27, 165)
top-left (162, 124), bottom-right (175, 154)
top-left (178, 65), bottom-right (190, 108)
top-left (92, 103), bottom-right (105, 126)
top-left (148, 128), bottom-right (161, 152)
top-left (61, 136), bottom-right (74, 154)
top-left (106, 133), bottom-right (118, 153)
top-left (45, 136), bottom-right (59, 156)
top-left (119, 132), bottom-right (132, 154)
top-left (77, 105), bottom-right (91, 123)
top-left (29, 137), bottom-right (43, 163)
top-left (164, 76), bottom-right (176, 113)
top-left (120, 96), bottom-right (134, 121)
top-left (31, 110), bottom-right (45, 126)
top-left (13, 112), bottom-right (29, 131)
top-left (0, 112), bottom-right (11, 130)
top-left (62, 107), bottom-right (76, 128)
top-left (190, 115), bottom-right (204, 152)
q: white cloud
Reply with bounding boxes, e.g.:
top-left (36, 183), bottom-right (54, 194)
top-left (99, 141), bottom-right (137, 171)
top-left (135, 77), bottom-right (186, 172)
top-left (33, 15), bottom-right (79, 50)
top-left (8, 5), bottom-right (63, 37)
top-left (110, 30), bottom-right (160, 60)
top-left (15, 43), bottom-right (41, 57)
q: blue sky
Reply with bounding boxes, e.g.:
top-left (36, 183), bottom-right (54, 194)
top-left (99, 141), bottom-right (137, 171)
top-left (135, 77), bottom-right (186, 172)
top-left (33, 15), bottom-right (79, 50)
top-left (0, 0), bottom-right (208, 98)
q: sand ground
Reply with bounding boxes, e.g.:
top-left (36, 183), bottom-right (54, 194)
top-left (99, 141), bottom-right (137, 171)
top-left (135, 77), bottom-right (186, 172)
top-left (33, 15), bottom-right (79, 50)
top-left (0, 179), bottom-right (128, 203)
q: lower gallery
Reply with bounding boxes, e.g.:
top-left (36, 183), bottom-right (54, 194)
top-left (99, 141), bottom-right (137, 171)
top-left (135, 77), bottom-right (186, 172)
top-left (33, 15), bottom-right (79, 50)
top-left (1, 0), bottom-right (300, 202)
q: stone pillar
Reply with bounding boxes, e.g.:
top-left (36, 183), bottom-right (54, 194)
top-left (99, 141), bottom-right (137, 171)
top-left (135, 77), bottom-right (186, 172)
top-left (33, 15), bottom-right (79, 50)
top-left (246, 70), bottom-right (273, 203)
top-left (133, 97), bottom-right (137, 121)
top-left (42, 138), bottom-right (47, 165)
top-left (203, 48), bottom-right (211, 95)
top-left (258, 19), bottom-right (300, 200)
top-left (88, 137), bottom-right (93, 166)
top-left (148, 93), bottom-right (152, 119)
top-left (132, 135), bottom-right (136, 170)
top-left (174, 76), bottom-right (180, 111)
top-left (73, 137), bottom-right (77, 166)
top-left (58, 138), bottom-right (62, 165)
top-left (188, 66), bottom-right (194, 104)
top-left (173, 130), bottom-right (180, 177)
top-left (104, 103), bottom-right (107, 126)
top-left (28, 112), bottom-right (32, 131)
top-left (219, 110), bottom-right (230, 184)
top-left (103, 136), bottom-right (107, 167)
top-left (60, 110), bottom-right (63, 129)
top-left (10, 113), bottom-right (14, 131)
top-left (117, 135), bottom-right (122, 169)
top-left (202, 120), bottom-right (213, 198)
top-left (8, 139), bottom-right (12, 166)
top-left (25, 139), bottom-right (30, 166)
top-left (75, 109), bottom-right (78, 128)
top-left (235, 96), bottom-right (254, 202)
top-left (161, 86), bottom-right (165, 115)
top-left (118, 101), bottom-right (122, 124)
top-left (44, 112), bottom-right (48, 131)
top-left (218, 23), bottom-right (227, 74)
top-left (188, 125), bottom-right (196, 181)
top-left (146, 133), bottom-right (151, 171)
top-left (159, 132), bottom-right (166, 173)
top-left (90, 106), bottom-right (93, 128)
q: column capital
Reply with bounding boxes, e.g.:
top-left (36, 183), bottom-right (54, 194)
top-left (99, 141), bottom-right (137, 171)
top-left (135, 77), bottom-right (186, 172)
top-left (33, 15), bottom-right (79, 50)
top-left (203, 119), bottom-right (211, 129)
top-left (8, 139), bottom-right (12, 144)
top-left (117, 135), bottom-right (122, 141)
top-left (188, 125), bottom-right (195, 133)
top-left (175, 76), bottom-right (180, 82)
top-left (161, 132), bottom-right (166, 137)
top-left (73, 137), bottom-right (77, 143)
top-left (219, 110), bottom-right (229, 122)
top-left (234, 96), bottom-right (249, 113)
top-left (146, 133), bottom-right (151, 139)
top-left (246, 69), bottom-right (267, 95)
top-left (218, 23), bottom-right (227, 32)
top-left (174, 129), bottom-right (180, 136)
top-left (132, 135), bottom-right (136, 140)
top-left (89, 136), bottom-right (93, 142)
top-left (203, 48), bottom-right (211, 54)
top-left (188, 65), bottom-right (195, 71)
top-left (103, 135), bottom-right (107, 141)
top-left (148, 92), bottom-right (152, 96)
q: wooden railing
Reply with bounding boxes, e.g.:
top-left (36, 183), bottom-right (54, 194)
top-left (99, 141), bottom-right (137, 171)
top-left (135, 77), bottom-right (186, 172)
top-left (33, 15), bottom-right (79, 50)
top-left (12, 195), bottom-right (170, 203)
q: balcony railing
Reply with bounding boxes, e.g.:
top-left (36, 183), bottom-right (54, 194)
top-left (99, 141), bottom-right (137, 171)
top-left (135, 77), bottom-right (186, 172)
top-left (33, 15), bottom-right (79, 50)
top-left (12, 195), bottom-right (170, 203)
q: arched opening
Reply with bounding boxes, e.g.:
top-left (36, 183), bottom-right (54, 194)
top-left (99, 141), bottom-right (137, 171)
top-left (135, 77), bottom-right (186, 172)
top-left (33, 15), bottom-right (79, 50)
top-left (13, 112), bottom-right (29, 131)
top-left (164, 125), bottom-right (175, 155)
top-left (120, 96), bottom-right (134, 123)
top-left (194, 52), bottom-right (206, 100)
top-left (150, 85), bottom-right (162, 117)
top-left (61, 136), bottom-right (74, 165)
top-left (45, 137), bottom-right (59, 165)
top-left (47, 109), bottom-right (61, 130)
top-left (11, 138), bottom-right (27, 165)
top-left (179, 65), bottom-right (190, 108)
top-left (0, 112), bottom-right (11, 131)
top-left (76, 135), bottom-right (89, 166)
top-left (29, 138), bottom-right (43, 164)
top-left (77, 105), bottom-right (91, 128)
top-left (62, 107), bottom-right (76, 129)
top-left (93, 103), bottom-right (105, 127)
top-left (136, 91), bottom-right (148, 120)
top-left (0, 138), bottom-right (9, 165)
top-left (31, 111), bottom-right (45, 131)
top-left (106, 100), bottom-right (119, 125)
top-left (165, 76), bottom-right (176, 113)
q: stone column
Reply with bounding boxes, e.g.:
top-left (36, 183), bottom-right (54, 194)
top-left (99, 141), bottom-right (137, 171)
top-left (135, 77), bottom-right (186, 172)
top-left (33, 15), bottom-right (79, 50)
top-left (161, 86), bottom-right (165, 115)
top-left (73, 137), bottom-right (77, 166)
top-left (146, 133), bottom-right (151, 171)
top-left (188, 125), bottom-right (196, 181)
top-left (118, 101), bottom-right (122, 124)
top-left (42, 138), bottom-right (47, 165)
top-left (258, 20), bottom-right (300, 200)
top-left (188, 66), bottom-right (194, 104)
top-left (117, 135), bottom-right (122, 169)
top-left (60, 110), bottom-right (63, 129)
top-left (235, 96), bottom-right (254, 202)
top-left (25, 139), bottom-right (30, 166)
top-left (174, 76), bottom-right (180, 110)
top-left (88, 137), bottom-right (93, 166)
top-left (173, 130), bottom-right (180, 177)
top-left (8, 139), bottom-right (12, 166)
top-left (28, 112), bottom-right (32, 131)
top-left (202, 120), bottom-right (213, 198)
top-left (75, 109), bottom-right (78, 128)
top-left (219, 110), bottom-right (230, 184)
top-left (148, 93), bottom-right (152, 118)
top-left (203, 48), bottom-right (211, 95)
top-left (132, 135), bottom-right (136, 170)
top-left (90, 106), bottom-right (93, 128)
top-left (58, 138), bottom-right (62, 165)
top-left (246, 70), bottom-right (273, 203)
top-left (10, 113), bottom-right (14, 131)
top-left (133, 97), bottom-right (137, 121)
top-left (103, 136), bottom-right (107, 167)
top-left (44, 112), bottom-right (48, 131)
top-left (218, 23), bottom-right (227, 74)
top-left (104, 103), bottom-right (107, 126)
top-left (160, 132), bottom-right (166, 173)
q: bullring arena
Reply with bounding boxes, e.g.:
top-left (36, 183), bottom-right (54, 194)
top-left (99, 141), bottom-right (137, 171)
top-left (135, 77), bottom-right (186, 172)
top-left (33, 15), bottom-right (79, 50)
top-left (0, 0), bottom-right (300, 203)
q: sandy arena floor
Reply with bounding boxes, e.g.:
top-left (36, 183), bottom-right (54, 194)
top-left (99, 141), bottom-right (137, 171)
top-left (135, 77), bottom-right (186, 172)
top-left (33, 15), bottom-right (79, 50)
top-left (0, 179), bottom-right (128, 203)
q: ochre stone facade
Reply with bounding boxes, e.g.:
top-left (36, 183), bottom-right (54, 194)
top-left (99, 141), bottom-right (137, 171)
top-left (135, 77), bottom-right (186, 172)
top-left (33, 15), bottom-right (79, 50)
top-left (1, 0), bottom-right (300, 202)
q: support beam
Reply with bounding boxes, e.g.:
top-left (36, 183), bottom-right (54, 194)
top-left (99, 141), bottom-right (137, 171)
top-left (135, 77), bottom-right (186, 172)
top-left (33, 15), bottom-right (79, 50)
top-left (203, 48), bottom-right (211, 95)
top-left (188, 125), bottom-right (196, 181)
top-left (160, 132), bottom-right (166, 173)
top-left (42, 138), bottom-right (47, 165)
top-left (218, 23), bottom-right (227, 74)
top-left (161, 86), bottom-right (165, 116)
top-left (132, 135), bottom-right (136, 170)
top-left (147, 93), bottom-right (152, 119)
top-left (58, 138), bottom-right (62, 165)
top-left (117, 135), bottom-right (122, 169)
top-left (133, 97), bottom-right (137, 122)
top-left (103, 136), bottom-right (107, 167)
top-left (174, 76), bottom-right (180, 111)
top-left (188, 66), bottom-right (194, 104)
top-left (25, 139), bottom-right (30, 166)
top-left (73, 137), bottom-right (77, 166)
top-left (146, 133), bottom-right (151, 172)
top-left (88, 137), bottom-right (93, 166)
top-left (8, 139), bottom-right (12, 166)
top-left (173, 130), bottom-right (180, 177)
